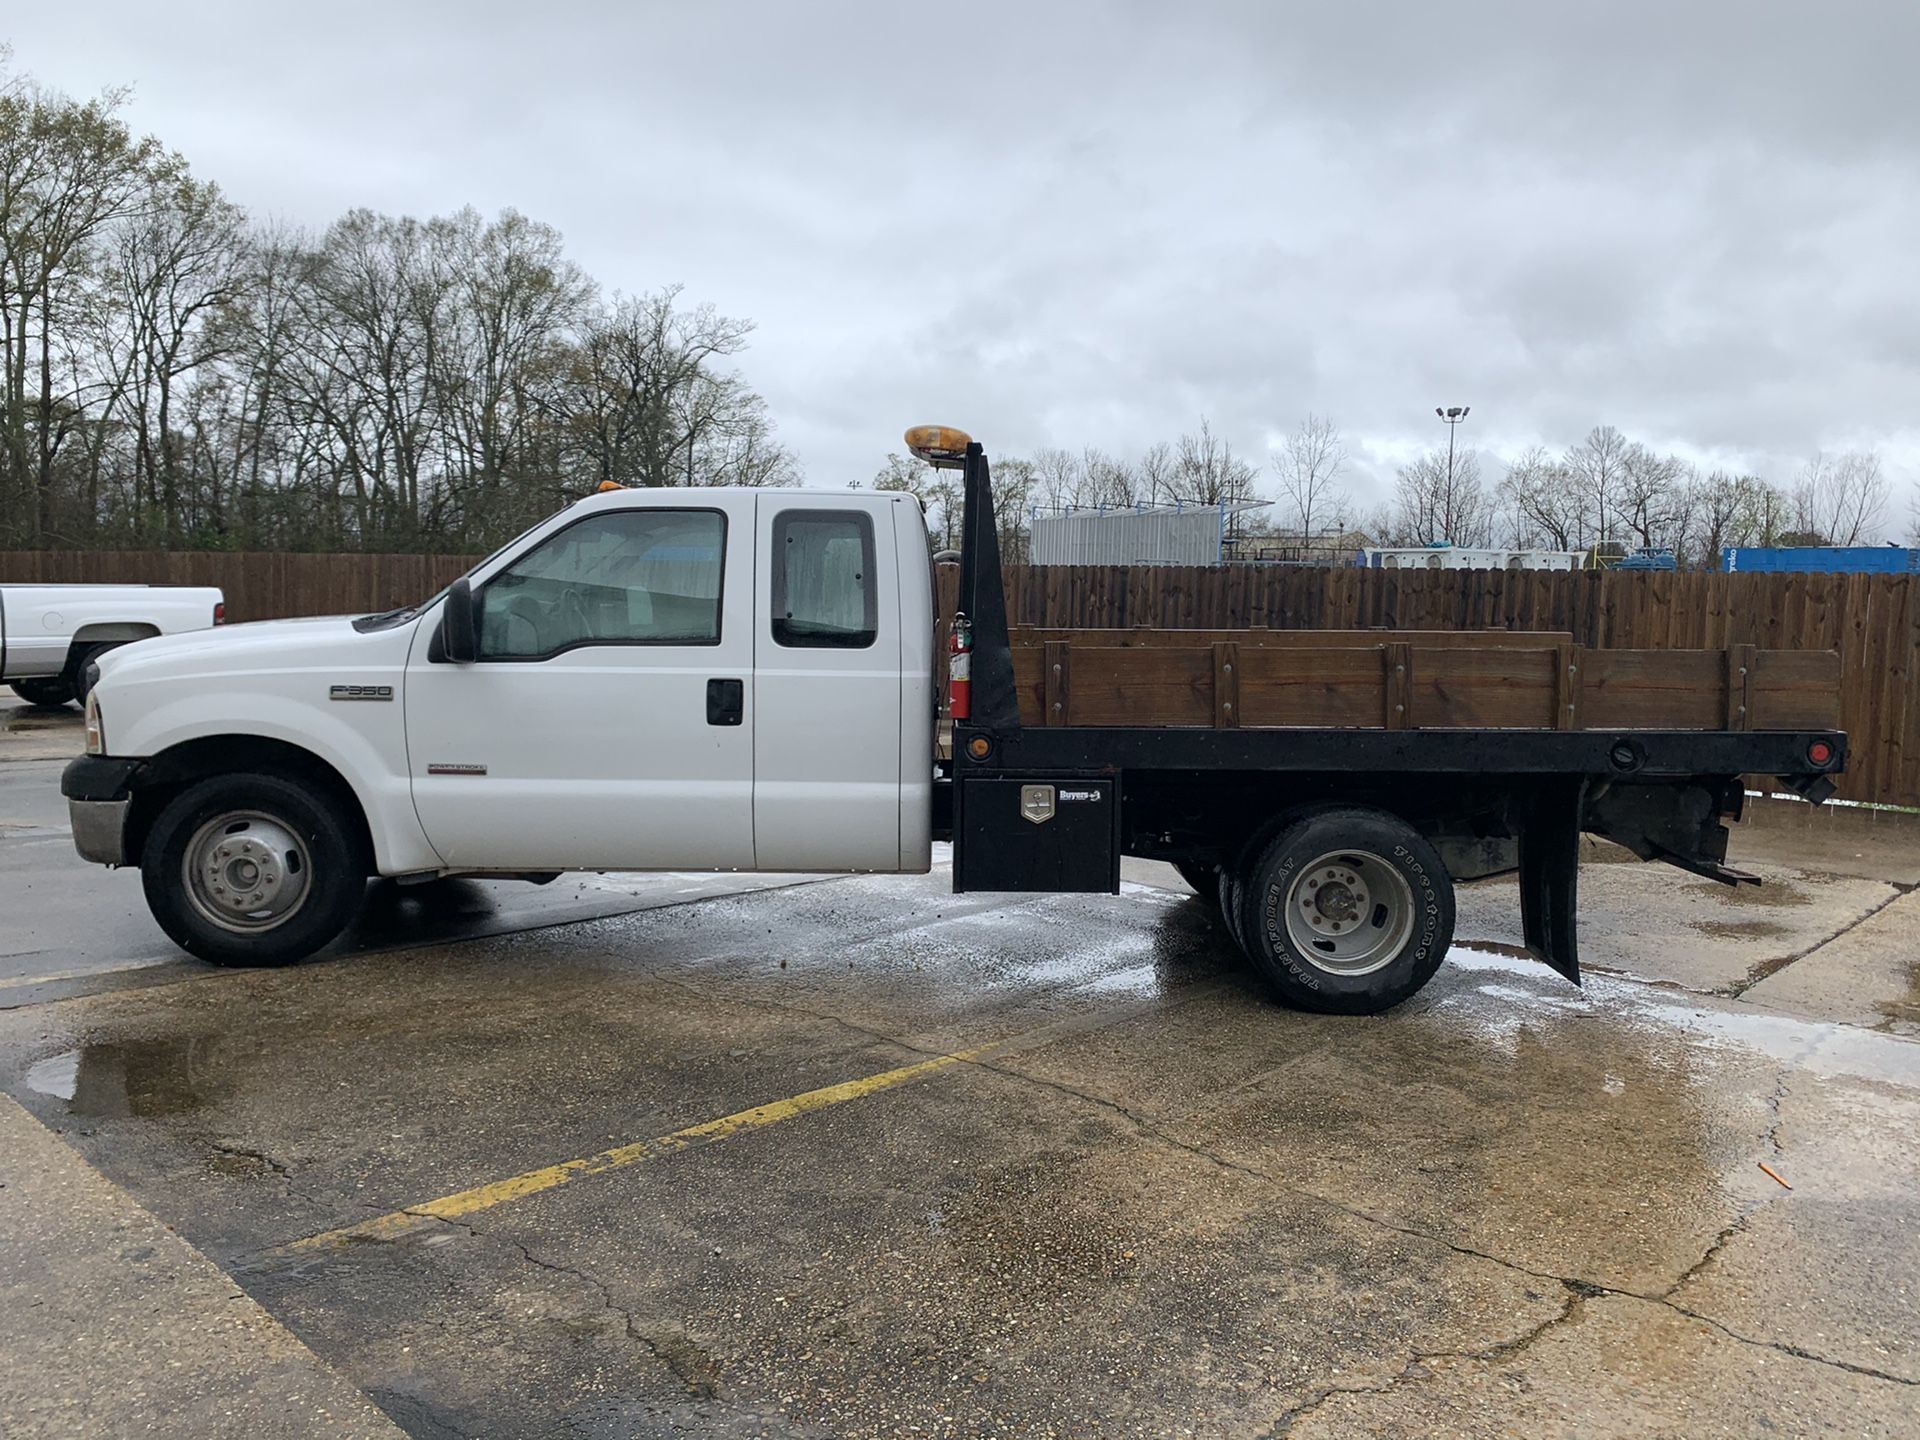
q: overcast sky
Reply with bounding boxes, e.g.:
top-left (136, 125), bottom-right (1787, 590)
top-left (8, 2), bottom-right (1919, 513)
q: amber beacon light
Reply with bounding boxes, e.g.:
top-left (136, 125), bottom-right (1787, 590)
top-left (905, 425), bottom-right (972, 469)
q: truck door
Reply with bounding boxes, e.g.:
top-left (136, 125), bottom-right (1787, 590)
top-left (403, 495), bottom-right (755, 871)
top-left (752, 497), bottom-right (903, 870)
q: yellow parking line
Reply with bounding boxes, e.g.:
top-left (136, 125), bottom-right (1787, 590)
top-left (0, 962), bottom-right (174, 991)
top-left (280, 1043), bottom-right (992, 1253)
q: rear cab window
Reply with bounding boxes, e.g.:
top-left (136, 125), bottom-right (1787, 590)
top-left (772, 510), bottom-right (876, 649)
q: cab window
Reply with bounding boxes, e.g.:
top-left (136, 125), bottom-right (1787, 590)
top-left (479, 509), bottom-right (725, 659)
top-left (772, 510), bottom-right (876, 649)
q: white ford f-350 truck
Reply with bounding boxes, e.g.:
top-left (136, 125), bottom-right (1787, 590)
top-left (2, 583), bottom-right (225, 708)
top-left (61, 428), bottom-right (1847, 1014)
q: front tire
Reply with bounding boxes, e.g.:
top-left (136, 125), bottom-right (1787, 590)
top-left (10, 677), bottom-right (74, 709)
top-left (141, 773), bottom-right (367, 967)
top-left (1234, 808), bottom-right (1454, 1015)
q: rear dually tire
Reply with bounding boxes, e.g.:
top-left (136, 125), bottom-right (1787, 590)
top-left (1234, 807), bottom-right (1455, 1015)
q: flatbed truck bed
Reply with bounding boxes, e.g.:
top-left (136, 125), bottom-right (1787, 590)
top-left (925, 428), bottom-right (1845, 1012)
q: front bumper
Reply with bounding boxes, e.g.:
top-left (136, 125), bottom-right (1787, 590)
top-left (61, 756), bottom-right (146, 866)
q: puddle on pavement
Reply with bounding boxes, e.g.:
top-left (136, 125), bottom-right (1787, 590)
top-left (23, 1037), bottom-right (219, 1117)
top-left (1682, 879), bottom-right (1812, 909)
top-left (1686, 918), bottom-right (1790, 941)
top-left (1448, 946), bottom-right (1920, 1088)
top-left (1881, 961), bottom-right (1920, 1030)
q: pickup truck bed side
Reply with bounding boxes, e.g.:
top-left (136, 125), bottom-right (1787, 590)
top-left (2, 584), bottom-right (224, 707)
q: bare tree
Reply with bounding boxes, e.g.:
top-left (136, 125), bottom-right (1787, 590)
top-left (1686, 470), bottom-right (1788, 568)
top-left (873, 451), bottom-right (958, 549)
top-left (1173, 418), bottom-right (1258, 506)
top-left (0, 60), bottom-right (179, 543)
top-left (1562, 425), bottom-right (1633, 545)
top-left (1272, 412), bottom-right (1349, 537)
top-left (431, 207), bottom-right (593, 532)
top-left (1394, 448), bottom-right (1492, 546)
top-left (1794, 450), bottom-right (1888, 546)
top-left (1029, 447), bottom-right (1079, 510)
top-left (105, 175), bottom-right (249, 541)
top-left (1615, 445), bottom-right (1690, 552)
top-left (1136, 440), bottom-right (1176, 505)
top-left (1500, 444), bottom-right (1582, 550)
top-left (1078, 446), bottom-right (1141, 508)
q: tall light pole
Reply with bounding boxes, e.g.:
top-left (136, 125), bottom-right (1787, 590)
top-left (1435, 406), bottom-right (1470, 540)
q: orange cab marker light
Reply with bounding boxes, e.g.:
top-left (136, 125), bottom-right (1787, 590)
top-left (597, 480), bottom-right (625, 492)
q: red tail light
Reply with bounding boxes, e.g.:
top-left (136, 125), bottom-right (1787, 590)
top-left (1808, 739), bottom-right (1835, 767)
top-left (214, 601), bottom-right (226, 625)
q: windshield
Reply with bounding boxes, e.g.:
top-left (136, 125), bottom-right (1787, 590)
top-left (351, 518), bottom-right (562, 633)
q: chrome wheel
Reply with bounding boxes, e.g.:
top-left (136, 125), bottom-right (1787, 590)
top-left (1283, 849), bottom-right (1415, 976)
top-left (182, 811), bottom-right (312, 934)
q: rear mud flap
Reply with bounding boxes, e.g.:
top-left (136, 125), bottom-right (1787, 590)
top-left (1519, 777), bottom-right (1584, 984)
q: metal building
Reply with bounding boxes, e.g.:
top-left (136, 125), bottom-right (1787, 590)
top-left (1028, 502), bottom-right (1271, 566)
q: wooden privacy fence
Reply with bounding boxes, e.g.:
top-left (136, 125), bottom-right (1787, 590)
top-left (2, 552), bottom-right (1908, 805)
top-left (0, 551), bottom-right (475, 626)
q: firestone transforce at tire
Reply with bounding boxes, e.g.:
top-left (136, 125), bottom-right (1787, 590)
top-left (141, 772), bottom-right (367, 967)
top-left (1234, 807), bottom-right (1454, 1015)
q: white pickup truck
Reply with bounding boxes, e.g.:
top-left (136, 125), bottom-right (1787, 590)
top-left (59, 428), bottom-right (1847, 1014)
top-left (2, 583), bottom-right (225, 709)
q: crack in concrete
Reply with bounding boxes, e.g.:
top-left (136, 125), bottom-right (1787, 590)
top-left (584, 960), bottom-right (1916, 1396)
top-left (1724, 879), bottom-right (1916, 999)
top-left (411, 1207), bottom-right (721, 1401)
top-left (200, 1136), bottom-right (350, 1220)
top-left (1260, 1281), bottom-right (1593, 1437)
top-left (960, 1053), bottom-right (1920, 1396)
top-left (505, 1234), bottom-right (717, 1398)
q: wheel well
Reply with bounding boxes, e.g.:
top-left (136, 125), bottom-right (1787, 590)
top-left (68, 625), bottom-right (158, 666)
top-left (130, 736), bottom-right (374, 866)
top-left (1123, 771), bottom-right (1535, 873)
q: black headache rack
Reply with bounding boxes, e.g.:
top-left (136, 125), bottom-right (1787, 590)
top-left (941, 439), bottom-right (1848, 986)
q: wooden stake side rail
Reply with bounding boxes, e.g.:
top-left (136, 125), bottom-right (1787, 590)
top-left (1009, 631), bottom-right (1841, 733)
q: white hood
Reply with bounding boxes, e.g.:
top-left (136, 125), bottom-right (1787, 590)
top-left (96, 614), bottom-right (403, 684)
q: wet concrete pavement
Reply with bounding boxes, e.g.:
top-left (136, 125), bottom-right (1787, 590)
top-left (0, 699), bottom-right (828, 1007)
top-left (2, 697), bottom-right (1917, 1436)
top-left (2, 864), bottom-right (1917, 1432)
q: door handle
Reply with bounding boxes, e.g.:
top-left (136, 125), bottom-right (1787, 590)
top-left (706, 677), bottom-right (744, 726)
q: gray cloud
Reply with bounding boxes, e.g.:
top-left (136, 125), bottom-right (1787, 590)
top-left (9, 0), bottom-right (1918, 508)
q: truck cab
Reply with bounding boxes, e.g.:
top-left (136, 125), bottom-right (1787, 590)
top-left (400, 487), bottom-right (934, 876)
top-left (63, 487), bottom-right (935, 969)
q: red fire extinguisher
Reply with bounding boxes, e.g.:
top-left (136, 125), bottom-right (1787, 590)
top-left (949, 612), bottom-right (973, 721)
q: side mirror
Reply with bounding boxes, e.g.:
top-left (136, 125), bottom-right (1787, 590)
top-left (441, 578), bottom-right (480, 663)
